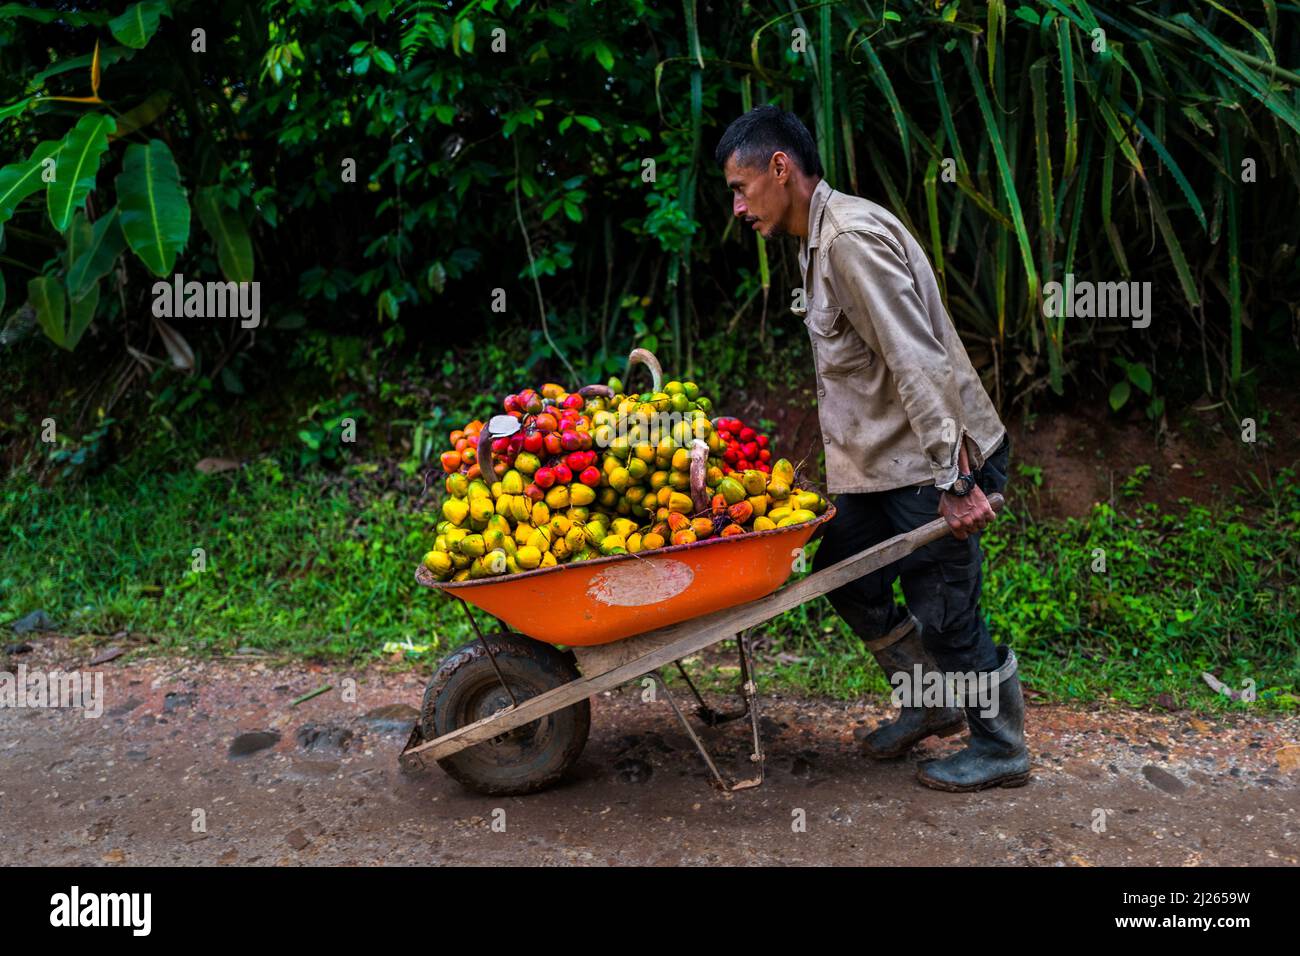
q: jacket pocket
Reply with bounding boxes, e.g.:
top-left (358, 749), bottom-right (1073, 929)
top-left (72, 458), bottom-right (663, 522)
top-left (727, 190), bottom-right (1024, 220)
top-left (804, 306), bottom-right (874, 375)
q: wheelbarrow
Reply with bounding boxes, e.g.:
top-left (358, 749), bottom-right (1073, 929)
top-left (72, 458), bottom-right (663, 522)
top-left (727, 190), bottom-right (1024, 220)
top-left (399, 492), bottom-right (1005, 796)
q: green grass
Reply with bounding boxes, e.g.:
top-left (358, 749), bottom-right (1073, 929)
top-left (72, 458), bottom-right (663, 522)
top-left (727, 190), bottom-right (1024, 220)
top-left (3, 456), bottom-right (1297, 714)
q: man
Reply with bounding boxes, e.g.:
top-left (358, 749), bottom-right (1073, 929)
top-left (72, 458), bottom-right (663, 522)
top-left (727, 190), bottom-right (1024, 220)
top-left (714, 105), bottom-right (1029, 791)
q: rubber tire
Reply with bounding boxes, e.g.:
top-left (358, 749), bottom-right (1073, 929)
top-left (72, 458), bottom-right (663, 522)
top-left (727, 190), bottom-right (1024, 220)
top-left (421, 632), bottom-right (590, 796)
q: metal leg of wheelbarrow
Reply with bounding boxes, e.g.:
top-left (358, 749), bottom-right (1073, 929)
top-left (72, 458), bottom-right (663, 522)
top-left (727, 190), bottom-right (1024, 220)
top-left (649, 633), bottom-right (764, 793)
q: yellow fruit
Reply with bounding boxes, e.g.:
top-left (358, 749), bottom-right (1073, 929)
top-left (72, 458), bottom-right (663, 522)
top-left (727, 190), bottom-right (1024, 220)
top-left (458, 533), bottom-right (486, 557)
top-left (510, 496), bottom-right (532, 523)
top-left (422, 550), bottom-right (452, 576)
top-left (642, 532), bottom-right (665, 550)
top-left (545, 485), bottom-right (570, 510)
top-left (482, 550), bottom-right (507, 575)
top-left (599, 535), bottom-right (627, 555)
top-left (748, 494), bottom-right (769, 517)
top-left (570, 483), bottom-right (596, 506)
top-left (516, 546), bottom-right (542, 569)
top-left (773, 458), bottom-right (795, 485)
top-left (531, 501), bottom-right (550, 526)
top-left (526, 527), bottom-right (552, 551)
top-left (741, 470), bottom-right (767, 496)
top-left (766, 479), bottom-right (791, 500)
top-left (609, 466), bottom-right (631, 493)
top-left (793, 491), bottom-right (821, 513)
top-left (442, 497), bottom-right (469, 526)
top-left (611, 517), bottom-right (636, 538)
top-left (627, 533), bottom-right (643, 553)
top-left (445, 473), bottom-right (468, 497)
top-left (467, 479), bottom-right (491, 499)
top-left (540, 551), bottom-right (558, 567)
top-left (753, 516), bottom-right (776, 531)
top-left (718, 477), bottom-right (746, 505)
top-left (565, 527), bottom-right (586, 553)
top-left (469, 496), bottom-right (494, 525)
top-left (513, 521), bottom-right (533, 545)
top-left (769, 506), bottom-right (793, 521)
top-left (483, 528), bottom-right (505, 551)
top-left (671, 447), bottom-right (691, 472)
top-left (788, 509), bottom-right (818, 523)
top-left (495, 493), bottom-right (514, 517)
top-left (502, 469), bottom-right (524, 494)
top-left (668, 492), bottom-right (694, 514)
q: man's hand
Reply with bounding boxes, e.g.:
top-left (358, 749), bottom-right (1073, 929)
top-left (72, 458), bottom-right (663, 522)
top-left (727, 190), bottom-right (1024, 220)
top-left (939, 484), bottom-right (996, 540)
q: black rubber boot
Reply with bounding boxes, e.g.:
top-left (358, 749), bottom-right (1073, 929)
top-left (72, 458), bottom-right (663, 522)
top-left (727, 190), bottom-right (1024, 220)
top-left (859, 615), bottom-right (966, 759)
top-left (916, 644), bottom-right (1031, 791)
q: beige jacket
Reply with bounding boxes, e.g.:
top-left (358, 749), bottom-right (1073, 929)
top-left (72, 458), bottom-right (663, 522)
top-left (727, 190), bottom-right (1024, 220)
top-left (795, 179), bottom-right (1006, 494)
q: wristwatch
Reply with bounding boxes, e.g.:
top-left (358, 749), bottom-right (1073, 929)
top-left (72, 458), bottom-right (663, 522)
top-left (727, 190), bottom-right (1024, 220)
top-left (946, 473), bottom-right (977, 497)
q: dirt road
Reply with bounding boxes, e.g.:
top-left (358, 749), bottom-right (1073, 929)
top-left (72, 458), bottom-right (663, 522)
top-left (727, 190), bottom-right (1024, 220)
top-left (3, 637), bottom-right (1296, 866)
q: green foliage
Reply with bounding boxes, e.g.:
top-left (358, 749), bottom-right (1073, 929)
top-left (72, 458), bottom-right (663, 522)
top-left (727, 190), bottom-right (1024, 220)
top-left (296, 393), bottom-right (365, 469)
top-left (2, 0), bottom-right (1295, 411)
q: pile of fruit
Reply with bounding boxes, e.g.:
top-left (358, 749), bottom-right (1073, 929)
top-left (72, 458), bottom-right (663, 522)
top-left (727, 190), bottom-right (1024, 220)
top-left (421, 351), bottom-right (826, 582)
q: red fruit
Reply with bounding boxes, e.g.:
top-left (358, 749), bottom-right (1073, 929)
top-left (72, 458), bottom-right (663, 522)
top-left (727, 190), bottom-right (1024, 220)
top-left (560, 429), bottom-right (581, 452)
top-left (743, 441), bottom-right (759, 460)
top-left (534, 467), bottom-right (556, 489)
top-left (711, 493), bottom-right (727, 515)
top-left (504, 394), bottom-right (521, 412)
top-left (535, 412), bottom-right (558, 433)
top-left (737, 460), bottom-right (751, 471)
top-left (565, 451), bottom-right (587, 471)
top-left (579, 466), bottom-right (601, 486)
top-left (524, 483), bottom-right (544, 501)
top-left (578, 431), bottom-right (593, 450)
top-left (491, 437), bottom-right (509, 453)
top-left (523, 430), bottom-right (544, 454)
top-left (739, 427), bottom-right (757, 442)
top-left (722, 446), bottom-right (740, 465)
top-left (553, 463), bottom-right (573, 484)
top-left (563, 393), bottom-right (584, 410)
top-left (509, 434), bottom-right (525, 452)
top-left (759, 449), bottom-right (770, 462)
top-left (440, 450), bottom-right (461, 473)
top-left (543, 432), bottom-right (563, 456)
top-left (728, 501), bottom-right (754, 524)
top-left (756, 435), bottom-right (769, 448)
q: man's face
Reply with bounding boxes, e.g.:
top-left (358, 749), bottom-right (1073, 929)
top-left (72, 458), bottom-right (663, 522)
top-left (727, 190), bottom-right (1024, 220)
top-left (723, 152), bottom-right (791, 240)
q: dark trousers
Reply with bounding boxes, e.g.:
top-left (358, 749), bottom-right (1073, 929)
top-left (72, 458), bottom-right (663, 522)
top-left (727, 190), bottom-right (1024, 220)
top-left (811, 435), bottom-right (1011, 675)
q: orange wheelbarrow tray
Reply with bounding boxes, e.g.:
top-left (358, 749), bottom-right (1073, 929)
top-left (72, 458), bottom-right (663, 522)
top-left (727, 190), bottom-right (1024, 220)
top-left (400, 493), bottom-right (1004, 796)
top-left (413, 504), bottom-right (837, 646)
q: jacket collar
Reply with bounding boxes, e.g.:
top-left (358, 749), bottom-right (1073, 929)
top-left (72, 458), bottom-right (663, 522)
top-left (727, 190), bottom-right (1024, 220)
top-left (799, 178), bottom-right (833, 276)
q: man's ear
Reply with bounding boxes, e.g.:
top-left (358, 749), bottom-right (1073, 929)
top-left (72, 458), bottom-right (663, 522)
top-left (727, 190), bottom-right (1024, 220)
top-left (770, 150), bottom-right (790, 184)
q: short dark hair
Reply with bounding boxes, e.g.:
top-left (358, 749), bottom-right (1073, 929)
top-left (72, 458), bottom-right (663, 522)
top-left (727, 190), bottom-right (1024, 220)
top-left (714, 105), bottom-right (823, 178)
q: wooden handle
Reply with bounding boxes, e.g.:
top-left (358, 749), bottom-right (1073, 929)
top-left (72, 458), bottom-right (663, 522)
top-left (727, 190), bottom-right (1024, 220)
top-left (626, 348), bottom-right (663, 394)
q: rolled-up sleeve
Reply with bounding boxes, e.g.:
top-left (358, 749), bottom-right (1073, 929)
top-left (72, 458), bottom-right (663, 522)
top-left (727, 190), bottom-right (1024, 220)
top-left (824, 230), bottom-right (967, 489)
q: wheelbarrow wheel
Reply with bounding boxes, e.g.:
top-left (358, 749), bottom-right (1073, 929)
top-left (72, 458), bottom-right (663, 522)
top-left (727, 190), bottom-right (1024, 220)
top-left (421, 631), bottom-right (590, 796)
